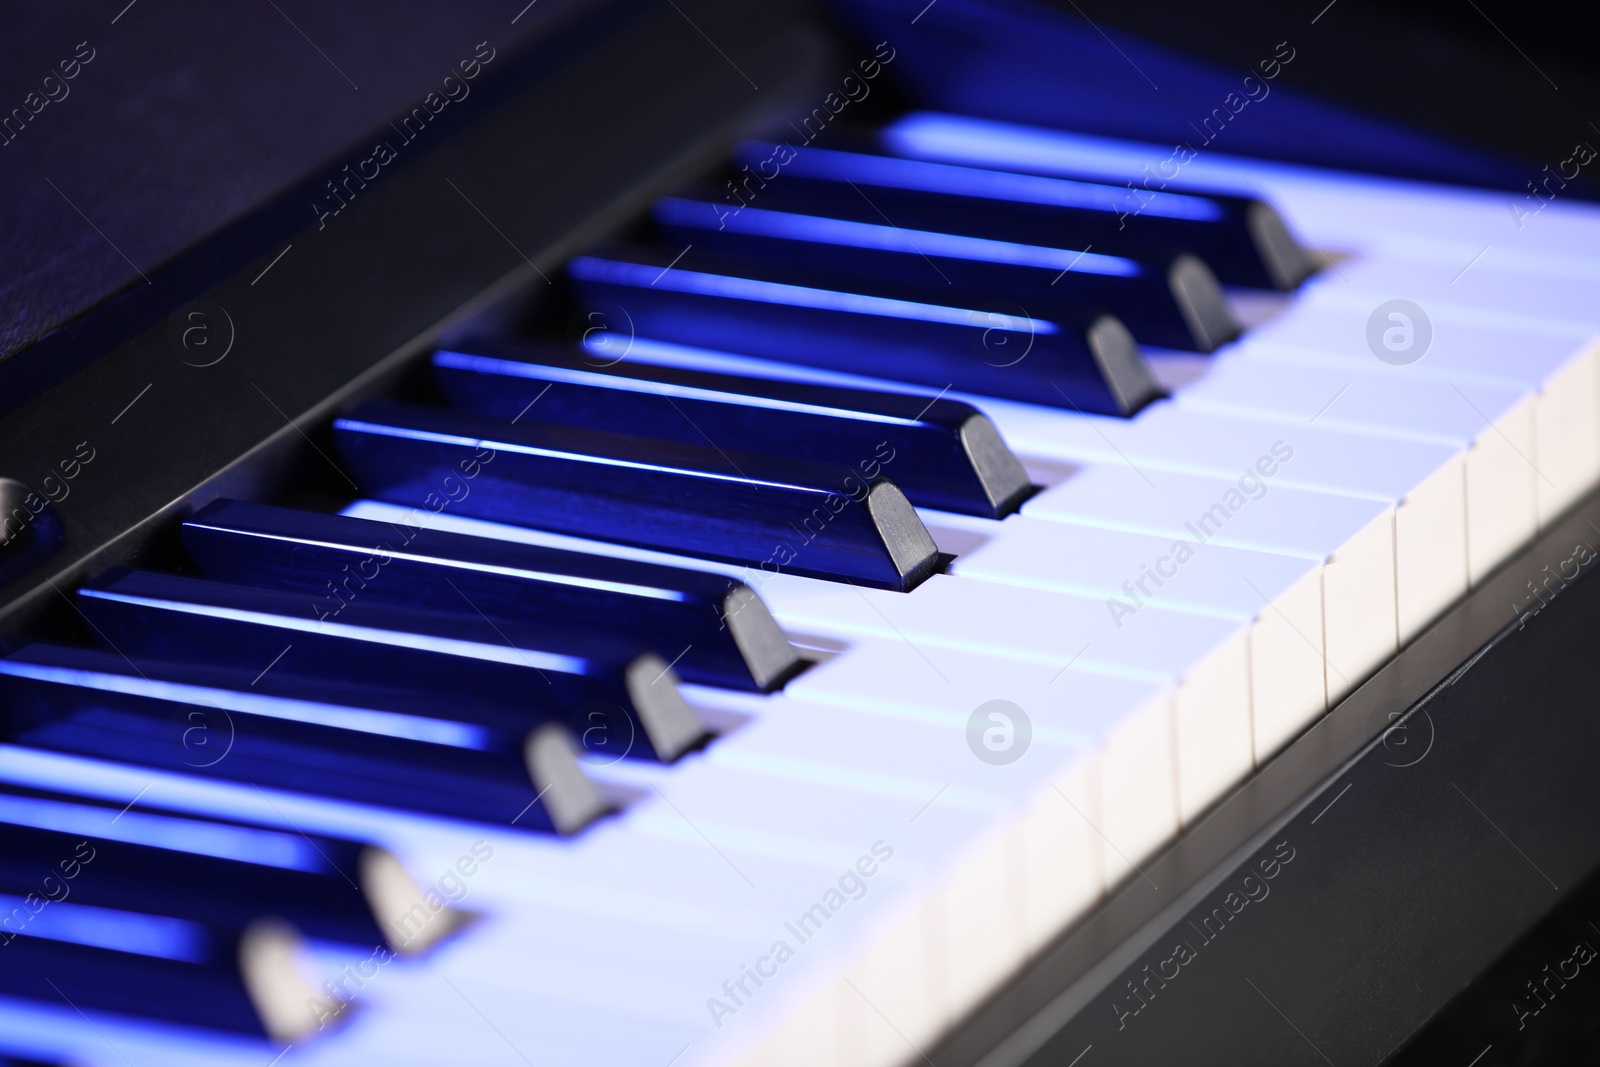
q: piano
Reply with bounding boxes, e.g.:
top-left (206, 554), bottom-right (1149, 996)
top-left (4, 1), bottom-right (1600, 1064)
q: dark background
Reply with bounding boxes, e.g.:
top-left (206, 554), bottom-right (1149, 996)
top-left (0, 0), bottom-right (592, 379)
top-left (4, 0), bottom-right (1596, 395)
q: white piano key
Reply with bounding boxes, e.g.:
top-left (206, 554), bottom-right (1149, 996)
top-left (1179, 351), bottom-right (1525, 446)
top-left (342, 500), bottom-right (1240, 839)
top-left (1021, 463), bottom-right (1396, 720)
top-left (983, 401), bottom-right (1467, 646)
top-left (1176, 354), bottom-right (1538, 586)
top-left (835, 897), bottom-right (943, 1066)
top-left (769, 573), bottom-right (1253, 829)
top-left (696, 670), bottom-right (1110, 1005)
top-left (737, 776), bottom-right (1105, 1067)
top-left (699, 694), bottom-right (1055, 813)
top-left (1311, 255), bottom-right (1600, 333)
top-left (704, 656), bottom-right (1135, 1060)
top-left (629, 760), bottom-right (993, 880)
top-left (939, 513), bottom-right (1325, 762)
top-left (783, 635), bottom-right (1177, 880)
top-left (880, 113), bottom-right (1600, 262)
top-left (367, 969), bottom-right (704, 1067)
top-left (1238, 298), bottom-right (1600, 528)
top-left (1249, 294), bottom-right (1599, 387)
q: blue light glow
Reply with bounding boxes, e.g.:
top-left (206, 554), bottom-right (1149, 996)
top-left (336, 416), bottom-right (839, 493)
top-left (654, 198), bottom-right (1140, 277)
top-left (567, 257), bottom-right (1058, 334)
top-left (435, 349), bottom-right (922, 426)
top-left (0, 655), bottom-right (491, 749)
top-left (581, 335), bottom-right (935, 393)
top-left (80, 586), bottom-right (585, 675)
top-left (743, 140), bottom-right (1223, 221)
top-left (187, 518), bottom-right (688, 603)
top-left (0, 892), bottom-right (209, 962)
top-left (0, 792), bottom-right (326, 872)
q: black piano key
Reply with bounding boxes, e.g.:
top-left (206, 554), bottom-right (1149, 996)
top-left (334, 399), bottom-right (943, 591)
top-left (432, 341), bottom-right (1034, 517)
top-left (181, 499), bottom-right (804, 692)
top-left (654, 187), bottom-right (1239, 352)
top-left (566, 244), bottom-right (1160, 415)
top-left (1, 910), bottom-right (342, 1040)
top-left (0, 783), bottom-right (462, 954)
top-left (0, 643), bottom-right (612, 830)
top-left (730, 139), bottom-right (1317, 290)
top-left (73, 567), bottom-right (706, 763)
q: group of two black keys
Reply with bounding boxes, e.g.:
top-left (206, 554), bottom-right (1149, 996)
top-left (0, 775), bottom-right (469, 1042)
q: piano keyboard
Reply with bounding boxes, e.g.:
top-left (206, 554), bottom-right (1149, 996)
top-left (3, 107), bottom-right (1599, 1067)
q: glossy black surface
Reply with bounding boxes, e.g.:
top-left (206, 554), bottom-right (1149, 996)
top-left (334, 399), bottom-right (943, 591)
top-left (0, 909), bottom-right (320, 1038)
top-left (731, 139), bottom-right (1315, 290)
top-left (432, 341), bottom-right (1034, 517)
top-left (1, 784), bottom-right (404, 950)
top-left (182, 499), bottom-right (803, 692)
top-left (654, 186), bottom-right (1240, 351)
top-left (567, 244), bottom-right (1160, 415)
top-left (71, 567), bottom-right (706, 763)
top-left (0, 643), bottom-right (607, 829)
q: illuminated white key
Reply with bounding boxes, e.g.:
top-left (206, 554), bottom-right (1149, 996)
top-left (781, 635), bottom-right (1165, 1046)
top-left (934, 512), bottom-right (1325, 760)
top-left (982, 401), bottom-right (1465, 645)
top-left (777, 637), bottom-right (1163, 889)
top-left (1243, 296), bottom-right (1600, 526)
top-left (1312, 256), bottom-right (1600, 333)
top-left (771, 577), bottom-right (1245, 832)
top-left (696, 682), bottom-right (1103, 1041)
top-left (1022, 462), bottom-right (1395, 719)
top-left (879, 112), bottom-right (1600, 262)
top-left (1176, 354), bottom-right (1537, 585)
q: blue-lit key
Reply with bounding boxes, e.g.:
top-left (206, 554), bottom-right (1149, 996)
top-left (71, 568), bottom-right (707, 763)
top-left (0, 643), bottom-right (611, 830)
top-left (431, 342), bottom-right (1033, 517)
top-left (0, 904), bottom-right (339, 1040)
top-left (0, 783), bottom-right (461, 954)
top-left (181, 499), bottom-right (803, 692)
top-left (654, 186), bottom-right (1239, 351)
top-left (334, 399), bottom-right (943, 591)
top-left (565, 245), bottom-right (1159, 416)
top-left (733, 138), bottom-right (1316, 290)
